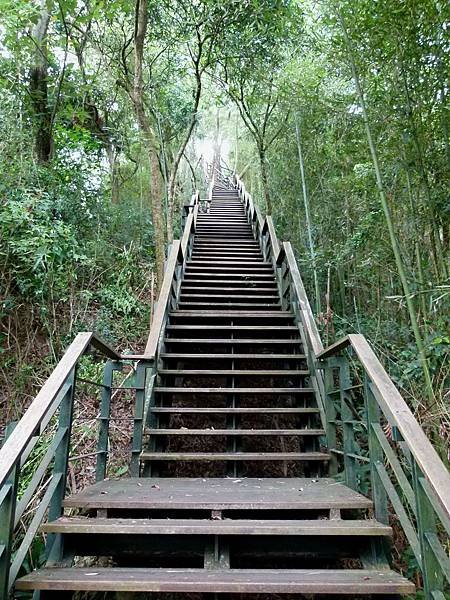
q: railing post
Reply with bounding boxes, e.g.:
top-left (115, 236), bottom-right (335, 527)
top-left (46, 369), bottom-right (76, 563)
top-left (0, 424), bottom-right (19, 599)
top-left (364, 376), bottom-right (389, 524)
top-left (280, 262), bottom-right (290, 311)
top-left (323, 360), bottom-right (338, 476)
top-left (412, 461), bottom-right (444, 596)
top-left (95, 361), bottom-right (116, 482)
top-left (130, 360), bottom-right (151, 477)
top-left (338, 357), bottom-right (357, 490)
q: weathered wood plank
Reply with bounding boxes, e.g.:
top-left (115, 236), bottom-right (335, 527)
top-left (283, 242), bottom-right (323, 356)
top-left (159, 353), bottom-right (306, 359)
top-left (159, 369), bottom-right (309, 375)
top-left (144, 240), bottom-right (181, 358)
top-left (16, 567), bottom-right (414, 593)
top-left (151, 407), bottom-right (318, 414)
top-left (43, 517), bottom-right (391, 537)
top-left (63, 477), bottom-right (372, 510)
top-left (164, 338), bottom-right (298, 344)
top-left (140, 451), bottom-right (330, 461)
top-left (145, 428), bottom-right (324, 436)
top-left (153, 387), bottom-right (314, 394)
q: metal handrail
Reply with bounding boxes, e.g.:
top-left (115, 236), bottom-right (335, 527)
top-left (317, 334), bottom-right (450, 520)
top-left (0, 333), bottom-right (119, 489)
top-left (233, 170), bottom-right (450, 596)
top-left (0, 331), bottom-right (123, 597)
top-left (0, 188), bottom-right (202, 598)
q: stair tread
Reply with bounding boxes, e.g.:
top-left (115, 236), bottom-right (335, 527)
top-left (179, 295), bottom-right (278, 300)
top-left (181, 289), bottom-right (279, 301)
top-left (16, 567), bottom-right (414, 593)
top-left (151, 407), bottom-right (318, 414)
top-left (187, 261), bottom-right (271, 266)
top-left (178, 303), bottom-right (281, 308)
top-left (154, 387), bottom-right (313, 393)
top-left (164, 338), bottom-right (299, 344)
top-left (43, 517), bottom-right (391, 536)
top-left (146, 428), bottom-right (324, 436)
top-left (166, 325), bottom-right (296, 330)
top-left (159, 369), bottom-right (308, 374)
top-left (180, 288), bottom-right (277, 292)
top-left (170, 311), bottom-right (292, 316)
top-left (140, 452), bottom-right (330, 461)
top-left (160, 353), bottom-right (306, 358)
top-left (63, 477), bottom-right (370, 509)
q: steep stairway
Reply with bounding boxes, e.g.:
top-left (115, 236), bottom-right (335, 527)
top-left (15, 183), bottom-right (415, 597)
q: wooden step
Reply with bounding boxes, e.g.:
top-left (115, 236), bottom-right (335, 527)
top-left (140, 451), bottom-right (330, 462)
top-left (159, 369), bottom-right (309, 376)
top-left (185, 268), bottom-right (273, 275)
top-left (191, 250), bottom-right (262, 255)
top-left (16, 567), bottom-right (414, 594)
top-left (165, 325), bottom-right (297, 331)
top-left (146, 428), bottom-right (324, 436)
top-left (170, 311), bottom-right (291, 317)
top-left (194, 234), bottom-right (255, 241)
top-left (190, 256), bottom-right (263, 261)
top-left (177, 303), bottom-right (280, 310)
top-left (195, 229), bottom-right (253, 233)
top-left (193, 235), bottom-right (254, 240)
top-left (43, 517), bottom-right (391, 536)
top-left (154, 387), bottom-right (313, 394)
top-left (191, 249), bottom-right (260, 253)
top-left (195, 223), bottom-right (251, 227)
top-left (63, 478), bottom-right (372, 510)
top-left (182, 276), bottom-right (276, 283)
top-left (160, 353), bottom-right (306, 360)
top-left (193, 243), bottom-right (259, 248)
top-left (194, 237), bottom-right (257, 241)
top-left (164, 338), bottom-right (300, 345)
top-left (195, 224), bottom-right (250, 228)
top-left (151, 407), bottom-right (317, 414)
top-left (185, 269), bottom-right (274, 276)
top-left (182, 275), bottom-right (278, 290)
top-left (187, 260), bottom-right (271, 267)
top-left (179, 295), bottom-right (279, 302)
top-left (180, 287), bottom-right (278, 293)
top-left (177, 304), bottom-right (281, 310)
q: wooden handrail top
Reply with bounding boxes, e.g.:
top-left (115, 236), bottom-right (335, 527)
top-left (0, 332), bottom-right (116, 488)
top-left (90, 335), bottom-right (122, 360)
top-left (144, 240), bottom-right (181, 358)
top-left (266, 217), bottom-right (280, 261)
top-left (318, 333), bottom-right (450, 521)
top-left (284, 242), bottom-right (324, 357)
top-left (316, 336), bottom-right (352, 359)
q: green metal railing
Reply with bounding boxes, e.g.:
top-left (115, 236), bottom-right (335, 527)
top-left (0, 334), bottom-right (128, 597)
top-left (0, 190), bottom-right (200, 598)
top-left (234, 172), bottom-right (450, 598)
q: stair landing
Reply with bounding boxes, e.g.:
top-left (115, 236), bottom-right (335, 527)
top-left (62, 477), bottom-right (372, 511)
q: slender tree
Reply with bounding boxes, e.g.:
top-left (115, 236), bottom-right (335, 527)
top-left (131, 0), bottom-right (166, 288)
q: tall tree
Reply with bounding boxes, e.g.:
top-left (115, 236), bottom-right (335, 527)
top-left (30, 0), bottom-right (53, 162)
top-left (130, 0), bottom-right (165, 288)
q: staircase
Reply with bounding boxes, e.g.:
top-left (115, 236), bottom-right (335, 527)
top-left (12, 182), bottom-right (419, 598)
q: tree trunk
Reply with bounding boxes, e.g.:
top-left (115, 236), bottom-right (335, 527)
top-left (258, 147), bottom-right (272, 214)
top-left (295, 115), bottom-right (321, 315)
top-left (106, 144), bottom-right (120, 203)
top-left (30, 0), bottom-right (52, 163)
top-left (166, 72), bottom-right (201, 242)
top-left (131, 0), bottom-right (165, 289)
